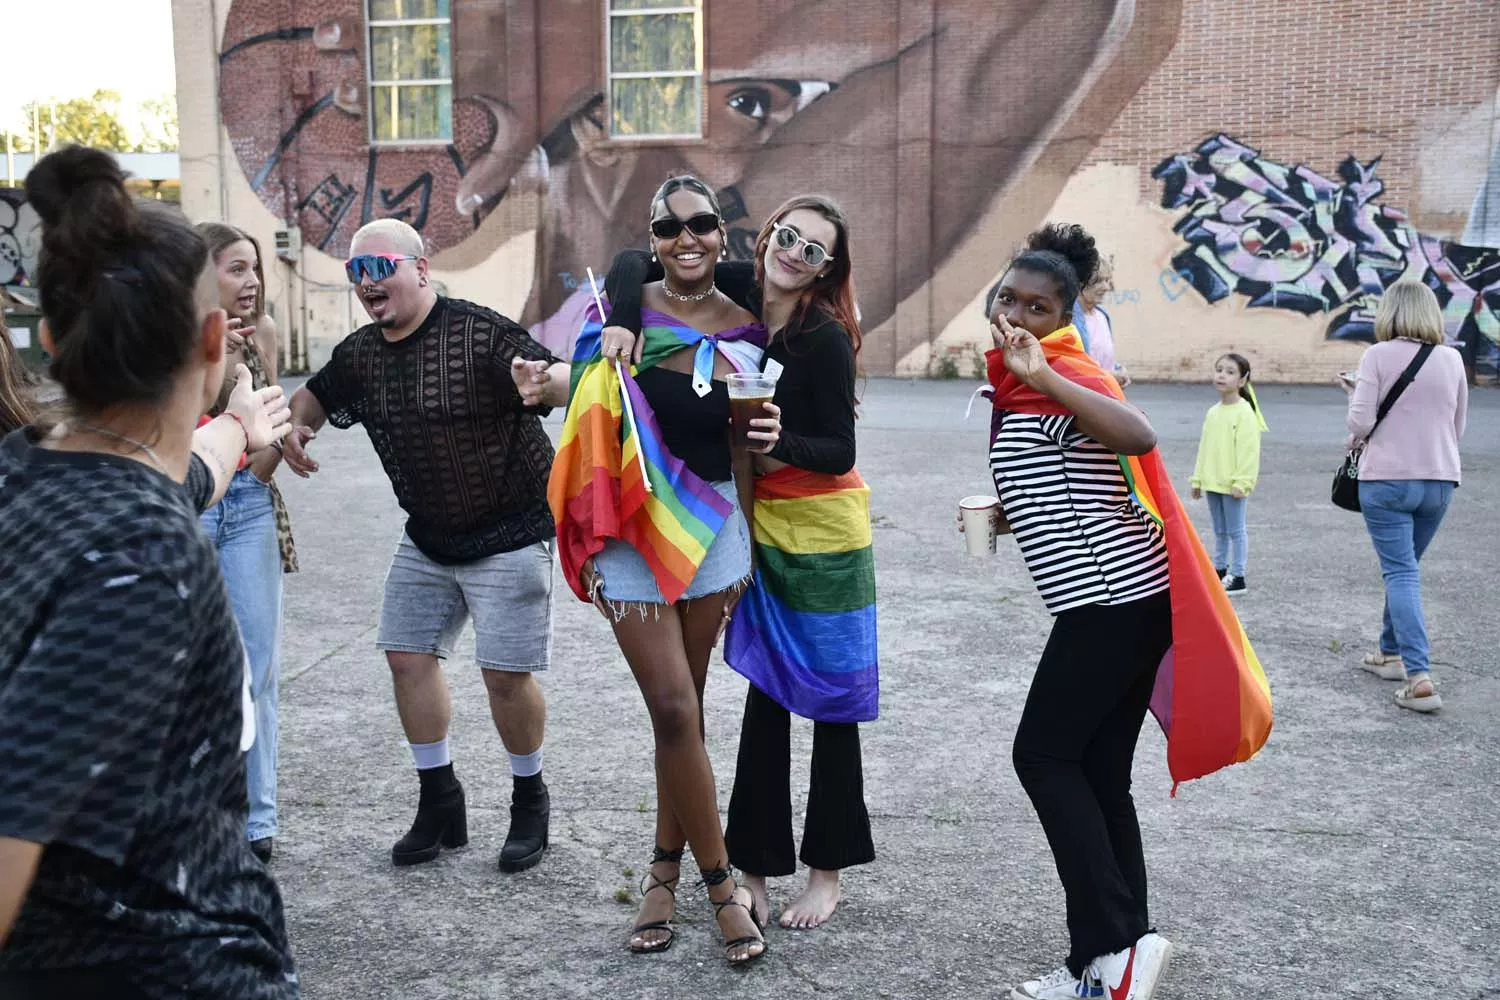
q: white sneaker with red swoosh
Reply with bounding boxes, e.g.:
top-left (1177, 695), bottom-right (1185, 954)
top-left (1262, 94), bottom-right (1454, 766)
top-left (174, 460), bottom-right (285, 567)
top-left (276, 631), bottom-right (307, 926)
top-left (1089, 933), bottom-right (1173, 1000)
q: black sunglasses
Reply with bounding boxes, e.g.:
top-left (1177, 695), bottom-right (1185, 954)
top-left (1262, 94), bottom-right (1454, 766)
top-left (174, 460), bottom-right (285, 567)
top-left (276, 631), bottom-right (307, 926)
top-left (650, 213), bottom-right (721, 240)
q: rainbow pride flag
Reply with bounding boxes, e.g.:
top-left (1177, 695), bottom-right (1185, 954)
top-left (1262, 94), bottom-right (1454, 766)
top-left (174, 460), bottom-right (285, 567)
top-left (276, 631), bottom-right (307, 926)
top-left (549, 303), bottom-right (765, 604)
top-left (724, 466), bottom-right (879, 723)
top-left (988, 326), bottom-right (1272, 791)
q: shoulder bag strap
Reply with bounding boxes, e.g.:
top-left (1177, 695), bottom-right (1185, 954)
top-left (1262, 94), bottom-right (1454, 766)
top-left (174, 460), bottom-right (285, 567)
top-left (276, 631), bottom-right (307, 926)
top-left (1367, 343), bottom-right (1435, 440)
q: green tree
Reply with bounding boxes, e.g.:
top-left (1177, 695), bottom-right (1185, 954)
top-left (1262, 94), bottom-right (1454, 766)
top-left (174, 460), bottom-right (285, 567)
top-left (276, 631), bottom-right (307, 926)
top-left (13, 90), bottom-right (132, 152)
top-left (136, 95), bottom-right (178, 153)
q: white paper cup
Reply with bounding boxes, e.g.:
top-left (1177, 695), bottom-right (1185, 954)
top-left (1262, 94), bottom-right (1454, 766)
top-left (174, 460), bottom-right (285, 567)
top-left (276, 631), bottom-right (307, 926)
top-left (959, 495), bottom-right (1000, 556)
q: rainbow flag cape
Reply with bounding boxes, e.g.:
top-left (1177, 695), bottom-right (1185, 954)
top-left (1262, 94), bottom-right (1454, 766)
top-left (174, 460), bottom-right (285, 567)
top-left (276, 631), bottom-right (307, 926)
top-left (724, 466), bottom-right (879, 723)
top-left (988, 326), bottom-right (1272, 792)
top-left (549, 303), bottom-right (765, 604)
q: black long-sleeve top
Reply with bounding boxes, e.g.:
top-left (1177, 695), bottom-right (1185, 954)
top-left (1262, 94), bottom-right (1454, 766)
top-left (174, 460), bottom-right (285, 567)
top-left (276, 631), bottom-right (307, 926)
top-left (604, 249), bottom-right (858, 475)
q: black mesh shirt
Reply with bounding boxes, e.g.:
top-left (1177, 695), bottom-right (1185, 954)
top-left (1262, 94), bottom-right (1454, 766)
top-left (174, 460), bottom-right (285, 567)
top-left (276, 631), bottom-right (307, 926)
top-left (306, 297), bottom-right (561, 564)
top-left (0, 430), bottom-right (297, 999)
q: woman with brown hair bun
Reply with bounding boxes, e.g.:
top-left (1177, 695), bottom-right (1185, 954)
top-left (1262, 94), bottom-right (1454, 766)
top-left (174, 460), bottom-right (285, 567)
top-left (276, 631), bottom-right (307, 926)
top-left (0, 145), bottom-right (295, 1000)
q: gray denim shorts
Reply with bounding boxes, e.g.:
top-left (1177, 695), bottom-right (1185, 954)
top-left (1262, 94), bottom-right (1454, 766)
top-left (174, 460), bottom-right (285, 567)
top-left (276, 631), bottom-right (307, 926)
top-left (592, 479), bottom-right (751, 606)
top-left (377, 534), bottom-right (554, 671)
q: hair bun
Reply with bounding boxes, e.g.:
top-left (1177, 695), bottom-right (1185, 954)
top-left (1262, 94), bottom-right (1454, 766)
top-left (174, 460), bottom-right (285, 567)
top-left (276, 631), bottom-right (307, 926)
top-left (25, 145), bottom-right (137, 259)
top-left (1025, 223), bottom-right (1100, 289)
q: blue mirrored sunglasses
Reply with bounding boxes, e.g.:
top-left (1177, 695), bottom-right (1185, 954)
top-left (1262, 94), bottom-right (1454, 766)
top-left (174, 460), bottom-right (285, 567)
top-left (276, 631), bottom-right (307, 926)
top-left (345, 253), bottom-right (417, 284)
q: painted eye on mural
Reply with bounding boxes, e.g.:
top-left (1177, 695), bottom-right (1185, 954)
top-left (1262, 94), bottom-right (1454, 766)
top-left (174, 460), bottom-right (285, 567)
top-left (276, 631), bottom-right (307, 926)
top-left (719, 79), bottom-right (835, 133)
top-left (727, 87), bottom-right (771, 123)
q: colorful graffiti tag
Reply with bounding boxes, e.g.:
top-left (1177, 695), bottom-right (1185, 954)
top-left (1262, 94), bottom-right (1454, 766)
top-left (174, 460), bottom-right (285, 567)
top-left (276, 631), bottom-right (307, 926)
top-left (1154, 134), bottom-right (1500, 371)
top-left (0, 189), bottom-right (40, 287)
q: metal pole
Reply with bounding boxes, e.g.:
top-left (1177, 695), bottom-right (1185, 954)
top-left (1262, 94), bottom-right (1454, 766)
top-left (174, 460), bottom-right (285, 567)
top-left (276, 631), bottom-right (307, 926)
top-left (5, 131), bottom-right (13, 187)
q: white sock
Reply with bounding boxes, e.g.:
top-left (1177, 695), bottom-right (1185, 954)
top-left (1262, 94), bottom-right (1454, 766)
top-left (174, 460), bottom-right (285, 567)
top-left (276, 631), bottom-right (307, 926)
top-left (410, 738), bottom-right (451, 770)
top-left (509, 746), bottom-right (543, 778)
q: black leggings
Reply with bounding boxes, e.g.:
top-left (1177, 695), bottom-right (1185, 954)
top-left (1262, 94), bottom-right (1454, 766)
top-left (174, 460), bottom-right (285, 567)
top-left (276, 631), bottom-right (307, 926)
top-left (725, 684), bottom-right (875, 876)
top-left (1013, 591), bottom-right (1173, 977)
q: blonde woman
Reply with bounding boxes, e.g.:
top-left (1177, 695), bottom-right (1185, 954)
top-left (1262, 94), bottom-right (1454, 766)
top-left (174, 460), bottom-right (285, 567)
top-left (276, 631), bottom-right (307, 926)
top-left (1344, 281), bottom-right (1468, 713)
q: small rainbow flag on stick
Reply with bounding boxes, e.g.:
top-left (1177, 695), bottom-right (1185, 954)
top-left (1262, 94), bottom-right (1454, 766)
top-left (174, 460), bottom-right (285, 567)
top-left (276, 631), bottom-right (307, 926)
top-left (988, 326), bottom-right (1273, 792)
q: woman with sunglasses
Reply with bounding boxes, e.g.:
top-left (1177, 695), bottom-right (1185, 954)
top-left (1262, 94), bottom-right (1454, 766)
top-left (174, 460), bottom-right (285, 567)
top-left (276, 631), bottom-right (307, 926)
top-left (514, 175), bottom-right (779, 965)
top-left (603, 195), bottom-right (877, 934)
top-left (195, 223), bottom-right (297, 866)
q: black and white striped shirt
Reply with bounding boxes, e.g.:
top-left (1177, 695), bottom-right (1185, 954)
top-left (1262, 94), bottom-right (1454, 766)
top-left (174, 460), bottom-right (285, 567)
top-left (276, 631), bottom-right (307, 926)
top-left (989, 411), bottom-right (1170, 615)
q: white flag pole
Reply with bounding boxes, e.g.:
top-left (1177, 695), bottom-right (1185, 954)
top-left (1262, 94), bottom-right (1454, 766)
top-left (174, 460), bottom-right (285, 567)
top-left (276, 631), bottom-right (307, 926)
top-left (586, 267), bottom-right (651, 493)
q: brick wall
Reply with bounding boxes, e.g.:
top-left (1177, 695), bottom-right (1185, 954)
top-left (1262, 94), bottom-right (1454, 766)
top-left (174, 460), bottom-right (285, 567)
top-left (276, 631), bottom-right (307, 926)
top-left (173, 0), bottom-right (1500, 381)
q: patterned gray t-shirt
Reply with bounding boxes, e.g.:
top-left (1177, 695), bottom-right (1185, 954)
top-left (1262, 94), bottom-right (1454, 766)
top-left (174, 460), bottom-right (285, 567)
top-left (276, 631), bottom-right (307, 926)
top-left (0, 429), bottom-right (297, 999)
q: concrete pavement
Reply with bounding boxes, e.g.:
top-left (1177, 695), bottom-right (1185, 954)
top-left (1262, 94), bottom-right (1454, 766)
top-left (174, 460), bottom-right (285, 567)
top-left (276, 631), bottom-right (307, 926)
top-left (269, 378), bottom-right (1499, 1000)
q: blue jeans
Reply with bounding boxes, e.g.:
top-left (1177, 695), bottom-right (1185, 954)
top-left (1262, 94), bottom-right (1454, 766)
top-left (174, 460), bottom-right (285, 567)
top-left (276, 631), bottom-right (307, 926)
top-left (200, 470), bottom-right (284, 841)
top-left (1358, 479), bottom-right (1453, 677)
top-left (1205, 491), bottom-right (1248, 578)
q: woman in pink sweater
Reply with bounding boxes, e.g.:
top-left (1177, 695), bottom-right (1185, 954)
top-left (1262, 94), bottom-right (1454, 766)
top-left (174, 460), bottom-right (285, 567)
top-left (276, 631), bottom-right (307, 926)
top-left (1344, 281), bottom-right (1468, 713)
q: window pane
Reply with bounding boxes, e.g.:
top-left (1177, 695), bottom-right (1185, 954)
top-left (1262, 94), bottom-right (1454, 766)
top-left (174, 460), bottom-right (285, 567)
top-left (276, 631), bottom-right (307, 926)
top-left (369, 0), bottom-right (450, 19)
top-left (370, 24), bottom-right (451, 81)
top-left (610, 13), bottom-right (696, 74)
top-left (372, 84), bottom-right (453, 141)
top-left (610, 77), bottom-right (699, 137)
top-left (612, 0), bottom-right (696, 8)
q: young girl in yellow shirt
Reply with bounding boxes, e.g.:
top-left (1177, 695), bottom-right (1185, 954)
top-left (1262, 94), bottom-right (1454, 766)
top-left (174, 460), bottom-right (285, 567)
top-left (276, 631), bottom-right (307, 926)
top-left (1190, 353), bottom-right (1268, 596)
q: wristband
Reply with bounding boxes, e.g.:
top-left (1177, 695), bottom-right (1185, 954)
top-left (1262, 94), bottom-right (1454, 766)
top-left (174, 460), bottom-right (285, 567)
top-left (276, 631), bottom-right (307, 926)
top-left (224, 411), bottom-right (250, 470)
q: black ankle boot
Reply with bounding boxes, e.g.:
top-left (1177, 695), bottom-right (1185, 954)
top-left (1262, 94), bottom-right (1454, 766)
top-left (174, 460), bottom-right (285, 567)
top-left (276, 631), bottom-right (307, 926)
top-left (391, 765), bottom-right (468, 867)
top-left (498, 773), bottom-right (549, 873)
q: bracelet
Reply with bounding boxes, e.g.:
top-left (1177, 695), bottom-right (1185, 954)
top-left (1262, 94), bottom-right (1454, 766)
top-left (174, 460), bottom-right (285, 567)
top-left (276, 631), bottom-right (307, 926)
top-left (223, 410), bottom-right (250, 470)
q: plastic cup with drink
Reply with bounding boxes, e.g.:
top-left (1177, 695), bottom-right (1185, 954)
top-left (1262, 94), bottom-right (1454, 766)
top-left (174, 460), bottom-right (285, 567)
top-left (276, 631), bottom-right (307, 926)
top-left (726, 372), bottom-right (779, 449)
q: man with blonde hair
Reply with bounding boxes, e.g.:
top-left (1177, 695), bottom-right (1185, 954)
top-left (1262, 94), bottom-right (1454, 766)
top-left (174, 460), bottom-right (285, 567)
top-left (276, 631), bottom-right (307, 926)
top-left (283, 219), bottom-right (563, 872)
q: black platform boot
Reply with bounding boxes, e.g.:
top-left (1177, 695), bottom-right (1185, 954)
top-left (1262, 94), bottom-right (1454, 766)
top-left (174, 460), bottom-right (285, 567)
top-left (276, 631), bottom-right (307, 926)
top-left (391, 764), bottom-right (468, 867)
top-left (498, 773), bottom-right (549, 873)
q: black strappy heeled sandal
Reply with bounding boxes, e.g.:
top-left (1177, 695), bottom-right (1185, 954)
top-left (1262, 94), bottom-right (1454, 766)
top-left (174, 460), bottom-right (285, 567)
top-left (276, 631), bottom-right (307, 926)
top-left (701, 866), bottom-right (766, 966)
top-left (628, 847), bottom-right (683, 954)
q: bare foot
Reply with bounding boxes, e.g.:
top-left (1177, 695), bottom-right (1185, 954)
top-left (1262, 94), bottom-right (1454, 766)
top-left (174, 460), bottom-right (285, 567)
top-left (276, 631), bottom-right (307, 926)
top-left (780, 867), bottom-right (841, 929)
top-left (742, 872), bottom-right (771, 929)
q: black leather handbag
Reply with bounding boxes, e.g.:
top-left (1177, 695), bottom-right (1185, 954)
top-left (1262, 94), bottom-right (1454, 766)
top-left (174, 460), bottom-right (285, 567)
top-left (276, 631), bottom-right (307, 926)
top-left (1332, 343), bottom-right (1434, 512)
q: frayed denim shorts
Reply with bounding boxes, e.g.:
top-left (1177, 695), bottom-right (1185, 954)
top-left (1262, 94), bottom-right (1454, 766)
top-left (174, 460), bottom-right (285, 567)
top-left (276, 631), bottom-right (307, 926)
top-left (593, 479), bottom-right (751, 604)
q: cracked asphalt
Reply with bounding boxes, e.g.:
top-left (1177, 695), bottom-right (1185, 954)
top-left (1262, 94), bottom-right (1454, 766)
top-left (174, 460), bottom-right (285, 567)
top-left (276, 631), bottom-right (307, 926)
top-left (269, 378), bottom-right (1499, 1000)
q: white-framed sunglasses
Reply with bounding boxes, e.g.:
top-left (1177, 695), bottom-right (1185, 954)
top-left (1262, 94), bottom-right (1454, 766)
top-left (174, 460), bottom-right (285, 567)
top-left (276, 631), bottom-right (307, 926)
top-left (771, 223), bottom-right (835, 268)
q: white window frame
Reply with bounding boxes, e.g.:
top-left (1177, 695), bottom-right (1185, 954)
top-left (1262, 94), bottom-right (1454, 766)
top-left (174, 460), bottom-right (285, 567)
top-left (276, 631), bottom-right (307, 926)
top-left (604, 2), bottom-right (704, 141)
top-left (366, 6), bottom-right (454, 147)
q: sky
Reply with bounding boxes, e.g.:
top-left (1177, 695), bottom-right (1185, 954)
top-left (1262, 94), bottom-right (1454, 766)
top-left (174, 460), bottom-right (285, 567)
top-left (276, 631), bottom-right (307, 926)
top-left (2, 0), bottom-right (177, 137)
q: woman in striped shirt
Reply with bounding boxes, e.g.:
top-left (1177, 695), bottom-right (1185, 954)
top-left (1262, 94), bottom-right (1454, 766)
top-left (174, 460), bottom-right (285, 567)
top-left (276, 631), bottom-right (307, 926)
top-left (982, 225), bottom-right (1174, 1000)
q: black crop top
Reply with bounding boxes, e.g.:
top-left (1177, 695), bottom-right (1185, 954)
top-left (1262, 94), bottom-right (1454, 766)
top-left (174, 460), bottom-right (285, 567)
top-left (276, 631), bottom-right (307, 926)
top-left (635, 366), bottom-right (732, 482)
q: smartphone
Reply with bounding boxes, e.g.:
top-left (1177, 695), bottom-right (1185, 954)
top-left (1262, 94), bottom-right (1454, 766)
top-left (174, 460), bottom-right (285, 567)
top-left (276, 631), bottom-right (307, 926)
top-left (1337, 370), bottom-right (1358, 385)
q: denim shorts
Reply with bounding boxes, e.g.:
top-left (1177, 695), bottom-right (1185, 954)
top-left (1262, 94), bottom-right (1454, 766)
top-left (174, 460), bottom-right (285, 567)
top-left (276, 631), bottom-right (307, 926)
top-left (593, 479), bottom-right (751, 604)
top-left (377, 534), bottom-right (554, 671)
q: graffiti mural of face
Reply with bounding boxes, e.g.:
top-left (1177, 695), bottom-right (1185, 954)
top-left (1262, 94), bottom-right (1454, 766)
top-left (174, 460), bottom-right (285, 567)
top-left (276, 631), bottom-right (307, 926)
top-left (221, 0), bottom-right (1180, 362)
top-left (761, 208), bottom-right (838, 297)
top-left (989, 269), bottom-right (1069, 340)
top-left (349, 230), bottom-right (429, 331)
top-left (214, 239), bottom-right (261, 321)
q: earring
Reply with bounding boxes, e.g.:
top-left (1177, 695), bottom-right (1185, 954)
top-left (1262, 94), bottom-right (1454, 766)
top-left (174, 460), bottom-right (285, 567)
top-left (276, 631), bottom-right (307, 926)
top-left (720, 245), bottom-right (727, 259)
top-left (650, 245), bottom-right (657, 262)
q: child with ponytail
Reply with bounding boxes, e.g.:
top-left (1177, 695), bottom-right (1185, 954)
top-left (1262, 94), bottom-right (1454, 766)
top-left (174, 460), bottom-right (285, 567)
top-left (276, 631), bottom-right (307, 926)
top-left (1190, 353), bottom-right (1268, 596)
